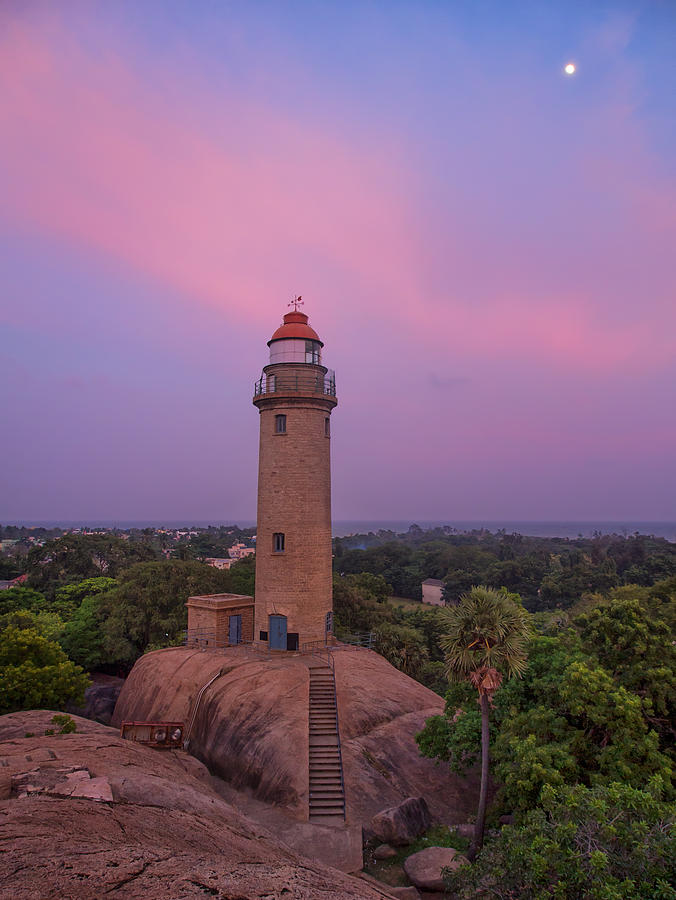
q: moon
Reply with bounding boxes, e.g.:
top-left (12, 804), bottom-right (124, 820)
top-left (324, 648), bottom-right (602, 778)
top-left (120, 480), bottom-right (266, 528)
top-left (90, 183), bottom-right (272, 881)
top-left (564, 62), bottom-right (576, 75)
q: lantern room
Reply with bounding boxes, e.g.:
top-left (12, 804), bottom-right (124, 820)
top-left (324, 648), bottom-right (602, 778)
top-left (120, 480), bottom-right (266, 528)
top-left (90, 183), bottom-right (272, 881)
top-left (267, 311), bottom-right (323, 365)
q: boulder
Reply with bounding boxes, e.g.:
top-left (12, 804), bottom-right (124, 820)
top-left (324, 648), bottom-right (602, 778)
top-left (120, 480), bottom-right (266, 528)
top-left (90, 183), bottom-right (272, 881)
top-left (371, 796), bottom-right (432, 846)
top-left (0, 710), bottom-right (387, 900)
top-left (403, 846), bottom-right (469, 892)
top-left (373, 843), bottom-right (398, 860)
top-left (68, 675), bottom-right (124, 725)
top-left (112, 646), bottom-right (479, 828)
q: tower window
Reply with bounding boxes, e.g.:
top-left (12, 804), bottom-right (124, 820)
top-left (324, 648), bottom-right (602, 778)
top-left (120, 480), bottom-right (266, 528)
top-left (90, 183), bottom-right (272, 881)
top-left (325, 611), bottom-right (333, 634)
top-left (275, 414), bottom-right (287, 434)
top-left (305, 340), bottom-right (321, 364)
top-left (273, 532), bottom-right (285, 553)
top-left (325, 417), bottom-right (330, 437)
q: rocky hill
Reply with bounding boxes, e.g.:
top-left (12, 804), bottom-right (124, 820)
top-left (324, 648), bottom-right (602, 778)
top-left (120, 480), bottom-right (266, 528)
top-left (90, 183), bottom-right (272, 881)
top-left (0, 710), bottom-right (392, 899)
top-left (112, 645), bottom-right (477, 826)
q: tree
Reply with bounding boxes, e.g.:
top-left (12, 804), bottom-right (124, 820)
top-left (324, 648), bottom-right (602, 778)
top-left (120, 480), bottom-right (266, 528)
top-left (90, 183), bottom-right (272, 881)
top-left (333, 573), bottom-right (395, 634)
top-left (438, 586), bottom-right (531, 860)
top-left (374, 623), bottom-right (429, 679)
top-left (0, 627), bottom-right (89, 714)
top-left (0, 609), bottom-right (66, 643)
top-left (0, 586), bottom-right (47, 616)
top-left (59, 594), bottom-right (107, 670)
top-left (443, 781), bottom-right (676, 900)
top-left (53, 576), bottom-right (117, 619)
top-left (576, 595), bottom-right (676, 744)
top-left (25, 534), bottom-right (155, 599)
top-left (97, 560), bottom-right (234, 668)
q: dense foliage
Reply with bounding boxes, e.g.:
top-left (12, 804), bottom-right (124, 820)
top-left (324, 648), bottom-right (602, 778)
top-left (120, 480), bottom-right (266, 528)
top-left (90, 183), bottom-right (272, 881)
top-left (1, 533), bottom-right (255, 685)
top-left (0, 626), bottom-right (89, 715)
top-left (335, 527), bottom-right (676, 611)
top-left (416, 577), bottom-right (675, 898)
top-left (446, 782), bottom-right (675, 900)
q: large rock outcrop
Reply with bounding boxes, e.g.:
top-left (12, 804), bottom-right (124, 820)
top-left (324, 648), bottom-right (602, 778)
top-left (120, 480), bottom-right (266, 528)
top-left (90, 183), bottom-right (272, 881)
top-left (0, 710), bottom-right (392, 900)
top-left (111, 645), bottom-right (477, 827)
top-left (112, 647), bottom-right (309, 815)
top-left (370, 797), bottom-right (432, 846)
top-left (403, 846), bottom-right (469, 892)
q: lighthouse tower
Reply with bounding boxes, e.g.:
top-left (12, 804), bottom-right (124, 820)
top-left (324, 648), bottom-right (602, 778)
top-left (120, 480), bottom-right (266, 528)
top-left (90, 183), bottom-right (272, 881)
top-left (252, 300), bottom-right (337, 651)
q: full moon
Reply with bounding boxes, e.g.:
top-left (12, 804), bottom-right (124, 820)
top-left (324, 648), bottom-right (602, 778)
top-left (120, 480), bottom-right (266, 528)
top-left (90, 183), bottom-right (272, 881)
top-left (564, 62), bottom-right (576, 75)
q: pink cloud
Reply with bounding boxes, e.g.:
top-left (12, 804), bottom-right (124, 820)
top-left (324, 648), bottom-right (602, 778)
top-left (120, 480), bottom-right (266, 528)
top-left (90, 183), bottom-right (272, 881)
top-left (0, 17), bottom-right (415, 327)
top-left (1, 13), bottom-right (675, 379)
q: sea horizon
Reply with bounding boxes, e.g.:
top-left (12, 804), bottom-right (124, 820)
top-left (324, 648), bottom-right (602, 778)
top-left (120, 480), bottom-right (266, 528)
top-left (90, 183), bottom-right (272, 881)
top-left (4, 519), bottom-right (676, 542)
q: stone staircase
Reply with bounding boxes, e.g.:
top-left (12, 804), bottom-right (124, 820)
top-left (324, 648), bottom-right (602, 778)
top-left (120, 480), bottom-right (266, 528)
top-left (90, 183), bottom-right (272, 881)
top-left (308, 664), bottom-right (346, 824)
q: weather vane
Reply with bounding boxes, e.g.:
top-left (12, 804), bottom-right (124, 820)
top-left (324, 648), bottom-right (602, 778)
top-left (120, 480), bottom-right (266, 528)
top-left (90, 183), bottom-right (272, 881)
top-left (288, 295), bottom-right (304, 312)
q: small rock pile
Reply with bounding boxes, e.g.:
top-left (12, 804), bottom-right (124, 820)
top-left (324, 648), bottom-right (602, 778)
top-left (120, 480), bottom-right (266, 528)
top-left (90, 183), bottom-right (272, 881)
top-left (368, 796), bottom-right (470, 897)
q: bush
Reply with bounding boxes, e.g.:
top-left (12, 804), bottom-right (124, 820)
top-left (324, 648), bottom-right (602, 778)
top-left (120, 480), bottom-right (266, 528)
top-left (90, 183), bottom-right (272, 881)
top-left (445, 782), bottom-right (676, 900)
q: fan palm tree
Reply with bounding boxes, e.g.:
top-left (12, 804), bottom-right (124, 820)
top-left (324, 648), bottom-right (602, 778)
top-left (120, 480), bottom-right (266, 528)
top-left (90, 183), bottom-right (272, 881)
top-left (439, 586), bottom-right (531, 862)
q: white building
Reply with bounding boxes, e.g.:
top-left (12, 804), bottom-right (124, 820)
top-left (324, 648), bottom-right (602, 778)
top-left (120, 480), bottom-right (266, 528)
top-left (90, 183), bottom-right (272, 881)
top-left (422, 578), bottom-right (445, 606)
top-left (205, 558), bottom-right (234, 570)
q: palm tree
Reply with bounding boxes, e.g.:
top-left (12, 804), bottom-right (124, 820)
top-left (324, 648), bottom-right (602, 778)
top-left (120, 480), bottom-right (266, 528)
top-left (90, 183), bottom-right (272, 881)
top-left (439, 586), bottom-right (531, 862)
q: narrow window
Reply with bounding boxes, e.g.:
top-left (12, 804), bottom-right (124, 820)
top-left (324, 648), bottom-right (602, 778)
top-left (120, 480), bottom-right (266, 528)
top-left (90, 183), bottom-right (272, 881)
top-left (273, 532), bottom-right (285, 553)
top-left (324, 417), bottom-right (330, 437)
top-left (275, 414), bottom-right (287, 434)
top-left (268, 374), bottom-right (276, 392)
top-left (305, 340), bottom-right (320, 364)
top-left (325, 611), bottom-right (333, 634)
top-left (260, 630), bottom-right (268, 642)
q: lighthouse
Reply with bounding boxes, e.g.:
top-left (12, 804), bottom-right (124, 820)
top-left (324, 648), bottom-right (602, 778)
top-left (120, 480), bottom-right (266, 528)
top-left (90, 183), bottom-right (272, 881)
top-left (252, 300), bottom-right (337, 650)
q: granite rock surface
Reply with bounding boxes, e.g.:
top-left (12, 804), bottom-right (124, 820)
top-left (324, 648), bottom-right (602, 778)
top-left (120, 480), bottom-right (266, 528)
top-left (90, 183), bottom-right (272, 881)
top-left (0, 710), bottom-right (393, 900)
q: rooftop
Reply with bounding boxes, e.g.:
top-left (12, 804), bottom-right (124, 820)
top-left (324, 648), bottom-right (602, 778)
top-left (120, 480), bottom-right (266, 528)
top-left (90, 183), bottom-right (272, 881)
top-left (268, 311), bottom-right (323, 346)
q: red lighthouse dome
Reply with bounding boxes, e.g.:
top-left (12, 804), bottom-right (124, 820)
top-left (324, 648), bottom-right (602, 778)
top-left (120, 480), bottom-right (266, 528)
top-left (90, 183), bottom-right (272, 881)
top-left (268, 311), bottom-right (323, 347)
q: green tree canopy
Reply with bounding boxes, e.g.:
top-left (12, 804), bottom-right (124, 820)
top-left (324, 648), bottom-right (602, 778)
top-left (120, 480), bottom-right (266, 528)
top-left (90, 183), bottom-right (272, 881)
top-left (25, 534), bottom-right (156, 599)
top-left (53, 576), bottom-right (118, 619)
top-left (0, 586), bottom-right (48, 616)
top-left (0, 627), bottom-right (89, 715)
top-left (97, 560), bottom-right (234, 667)
top-left (444, 782), bottom-right (675, 900)
top-left (576, 594), bottom-right (676, 737)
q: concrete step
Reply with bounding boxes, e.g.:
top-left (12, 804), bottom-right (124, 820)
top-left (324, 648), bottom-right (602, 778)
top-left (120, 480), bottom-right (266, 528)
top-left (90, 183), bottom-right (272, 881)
top-left (308, 665), bottom-right (345, 823)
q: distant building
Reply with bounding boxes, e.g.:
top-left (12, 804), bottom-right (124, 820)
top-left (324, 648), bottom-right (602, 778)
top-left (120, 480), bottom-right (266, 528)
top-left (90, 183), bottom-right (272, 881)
top-left (227, 543), bottom-right (255, 560)
top-left (205, 557), bottom-right (234, 570)
top-left (0, 574), bottom-right (27, 591)
top-left (422, 578), bottom-right (445, 606)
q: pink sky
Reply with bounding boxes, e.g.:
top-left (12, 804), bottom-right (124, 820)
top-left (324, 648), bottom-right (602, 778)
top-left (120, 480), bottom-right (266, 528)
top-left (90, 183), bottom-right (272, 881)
top-left (1, 2), bottom-right (675, 522)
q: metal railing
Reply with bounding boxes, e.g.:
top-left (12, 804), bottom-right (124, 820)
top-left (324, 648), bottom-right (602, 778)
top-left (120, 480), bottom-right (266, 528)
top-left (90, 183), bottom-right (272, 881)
top-left (335, 630), bottom-right (376, 649)
top-left (254, 373), bottom-right (336, 398)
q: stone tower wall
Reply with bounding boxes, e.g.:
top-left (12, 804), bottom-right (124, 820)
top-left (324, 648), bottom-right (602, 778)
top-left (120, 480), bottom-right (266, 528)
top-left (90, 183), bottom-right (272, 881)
top-left (253, 362), bottom-right (336, 647)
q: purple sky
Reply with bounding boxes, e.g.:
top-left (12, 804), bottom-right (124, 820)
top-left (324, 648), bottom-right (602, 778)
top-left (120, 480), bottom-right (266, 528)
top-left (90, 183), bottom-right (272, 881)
top-left (1, 1), bottom-right (675, 523)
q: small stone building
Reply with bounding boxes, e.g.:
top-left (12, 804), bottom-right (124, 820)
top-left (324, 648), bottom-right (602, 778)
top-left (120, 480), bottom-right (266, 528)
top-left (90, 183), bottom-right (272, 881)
top-left (421, 579), bottom-right (445, 606)
top-left (186, 593), bottom-right (254, 646)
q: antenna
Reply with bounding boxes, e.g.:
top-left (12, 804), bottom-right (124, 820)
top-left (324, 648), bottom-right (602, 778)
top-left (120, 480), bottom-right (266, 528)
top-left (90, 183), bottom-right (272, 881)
top-left (288, 295), bottom-right (304, 313)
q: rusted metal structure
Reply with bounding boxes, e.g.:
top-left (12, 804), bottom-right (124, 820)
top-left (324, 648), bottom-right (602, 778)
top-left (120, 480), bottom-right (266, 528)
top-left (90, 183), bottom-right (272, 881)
top-left (120, 721), bottom-right (185, 748)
